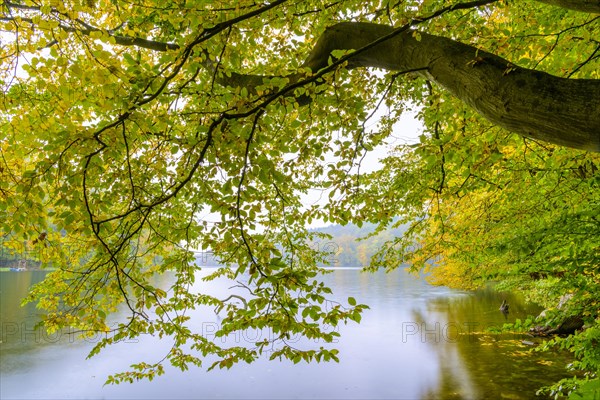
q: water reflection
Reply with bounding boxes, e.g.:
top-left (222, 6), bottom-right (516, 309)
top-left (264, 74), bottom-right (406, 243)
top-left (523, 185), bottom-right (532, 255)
top-left (417, 288), bottom-right (573, 399)
top-left (0, 269), bottom-right (574, 399)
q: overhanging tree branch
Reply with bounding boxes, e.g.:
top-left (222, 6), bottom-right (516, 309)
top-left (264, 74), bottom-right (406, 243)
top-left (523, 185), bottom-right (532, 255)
top-left (212, 19), bottom-right (599, 151)
top-left (300, 23), bottom-right (600, 152)
top-left (195, 0), bottom-right (600, 152)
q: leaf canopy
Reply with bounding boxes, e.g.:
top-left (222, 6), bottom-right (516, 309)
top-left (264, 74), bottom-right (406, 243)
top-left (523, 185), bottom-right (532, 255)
top-left (1, 0), bottom-right (599, 394)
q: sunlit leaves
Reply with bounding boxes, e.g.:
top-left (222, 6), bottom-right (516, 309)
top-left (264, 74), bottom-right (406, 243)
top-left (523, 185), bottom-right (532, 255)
top-left (2, 0), bottom-right (600, 391)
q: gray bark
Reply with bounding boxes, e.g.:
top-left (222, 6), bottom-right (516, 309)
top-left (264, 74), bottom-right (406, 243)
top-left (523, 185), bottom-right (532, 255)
top-left (301, 23), bottom-right (600, 152)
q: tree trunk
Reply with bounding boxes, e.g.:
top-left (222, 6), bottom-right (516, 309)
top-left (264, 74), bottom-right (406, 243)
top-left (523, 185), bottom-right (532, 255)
top-left (302, 22), bottom-right (600, 152)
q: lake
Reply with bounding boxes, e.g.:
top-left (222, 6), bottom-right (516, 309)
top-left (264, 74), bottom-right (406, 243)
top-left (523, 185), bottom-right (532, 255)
top-left (0, 268), bottom-right (573, 399)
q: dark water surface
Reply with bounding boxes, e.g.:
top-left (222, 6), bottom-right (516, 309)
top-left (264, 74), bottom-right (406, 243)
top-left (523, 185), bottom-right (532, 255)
top-left (0, 269), bottom-right (573, 399)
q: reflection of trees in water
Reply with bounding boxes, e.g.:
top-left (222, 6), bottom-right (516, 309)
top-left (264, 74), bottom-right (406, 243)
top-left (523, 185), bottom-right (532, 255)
top-left (1, 271), bottom-right (43, 322)
top-left (413, 290), bottom-right (575, 400)
top-left (409, 304), bottom-right (477, 400)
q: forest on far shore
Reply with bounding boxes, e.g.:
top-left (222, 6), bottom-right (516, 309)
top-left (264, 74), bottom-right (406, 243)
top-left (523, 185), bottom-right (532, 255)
top-left (1, 222), bottom-right (408, 271)
top-left (192, 222), bottom-right (408, 269)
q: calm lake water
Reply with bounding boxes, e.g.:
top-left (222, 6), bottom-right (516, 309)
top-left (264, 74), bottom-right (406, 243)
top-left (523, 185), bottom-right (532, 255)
top-left (1, 268), bottom-right (574, 399)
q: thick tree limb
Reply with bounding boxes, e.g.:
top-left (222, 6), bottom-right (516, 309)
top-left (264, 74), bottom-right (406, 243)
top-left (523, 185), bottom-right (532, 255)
top-left (298, 22), bottom-right (600, 152)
